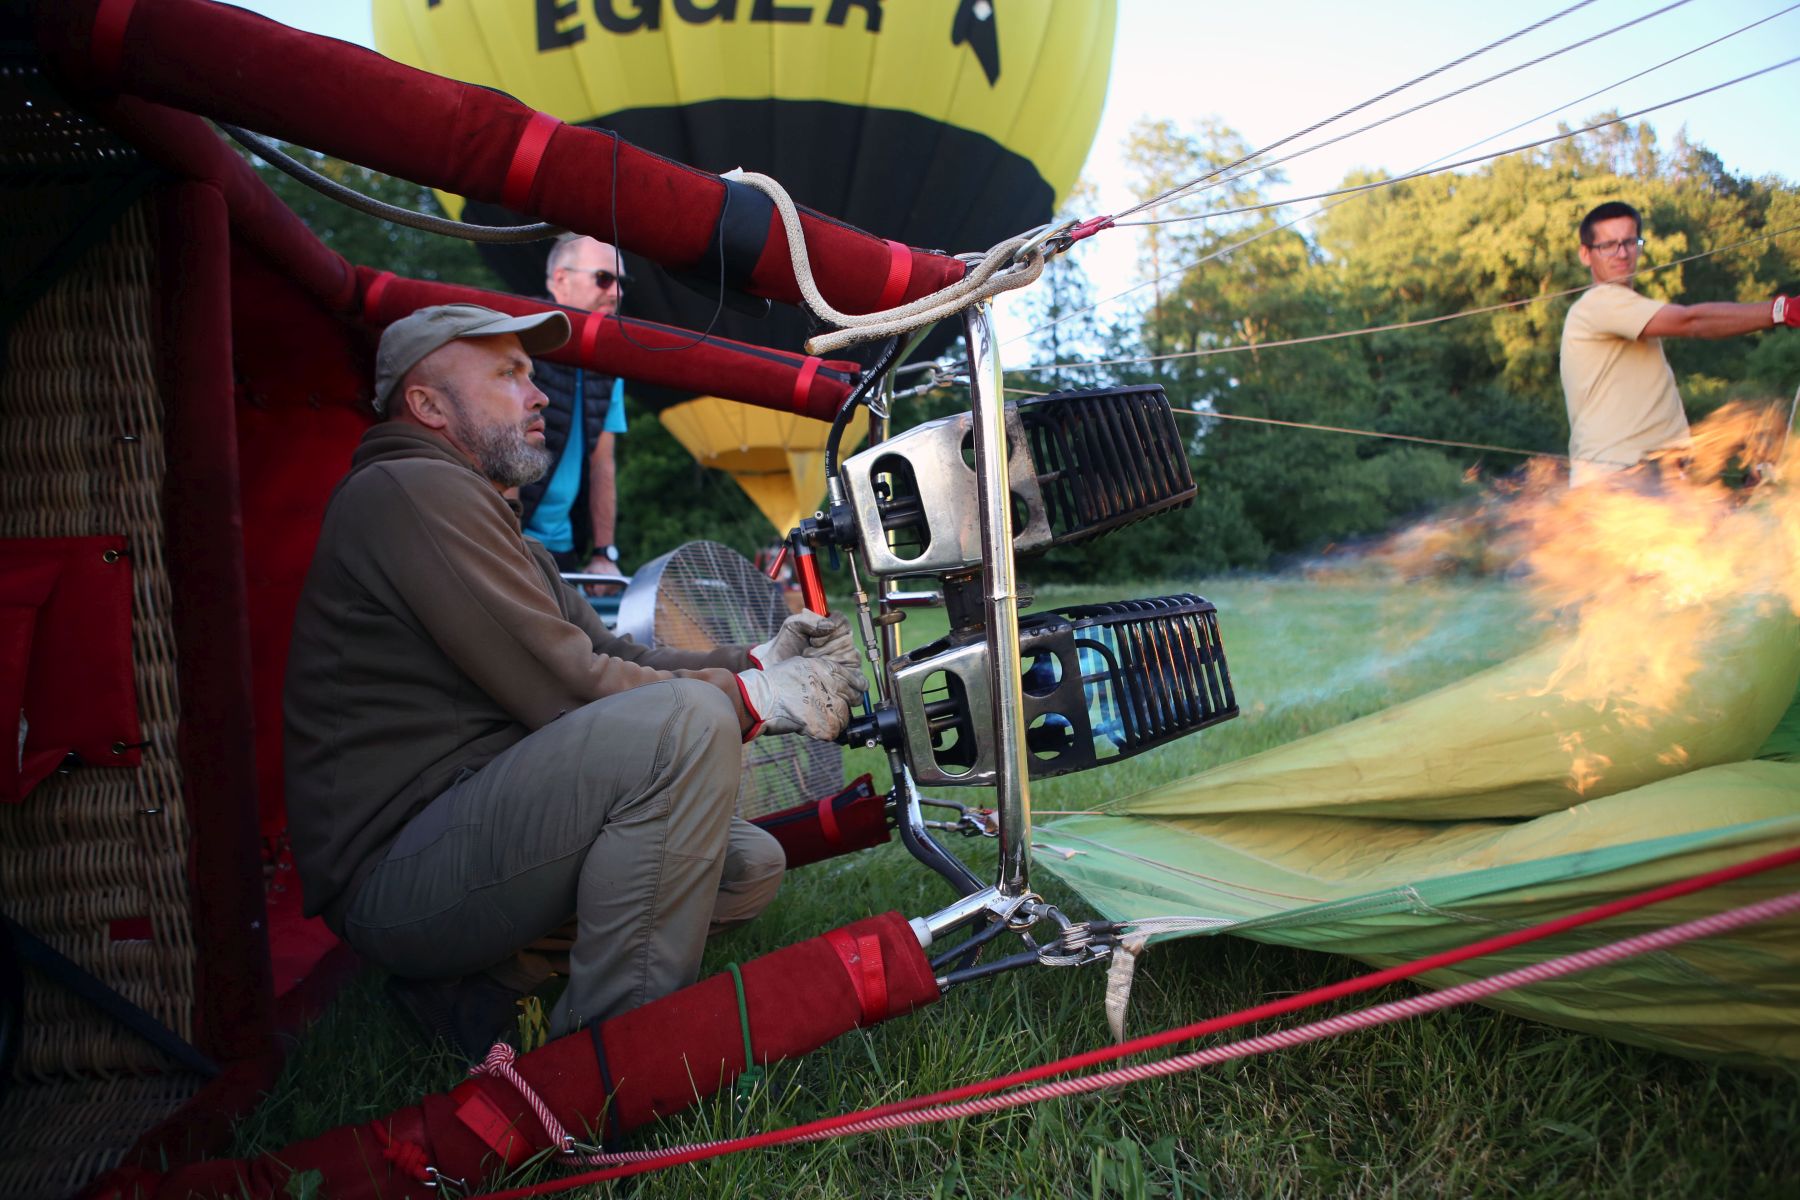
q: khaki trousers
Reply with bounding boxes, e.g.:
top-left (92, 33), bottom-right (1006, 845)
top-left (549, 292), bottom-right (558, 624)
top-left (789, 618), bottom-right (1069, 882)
top-left (343, 679), bottom-right (784, 1035)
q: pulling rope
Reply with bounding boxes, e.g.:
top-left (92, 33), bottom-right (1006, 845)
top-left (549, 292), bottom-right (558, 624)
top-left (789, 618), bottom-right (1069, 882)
top-left (1114, 0), bottom-right (1605, 224)
top-left (1009, 5), bottom-right (1800, 351)
top-left (1124, 0), bottom-right (1699, 223)
top-left (476, 844), bottom-right (1800, 1196)
top-left (1174, 408), bottom-right (1560, 460)
top-left (1005, 221), bottom-right (1800, 377)
top-left (720, 169), bottom-right (1045, 355)
top-left (1117, 56), bottom-right (1800, 229)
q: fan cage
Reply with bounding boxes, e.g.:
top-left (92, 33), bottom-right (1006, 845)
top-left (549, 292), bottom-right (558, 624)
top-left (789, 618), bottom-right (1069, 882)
top-left (617, 541), bottom-right (845, 821)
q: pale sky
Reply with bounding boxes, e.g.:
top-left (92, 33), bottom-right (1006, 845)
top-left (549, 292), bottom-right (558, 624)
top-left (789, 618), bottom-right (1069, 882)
top-left (232, 1), bottom-right (1799, 346)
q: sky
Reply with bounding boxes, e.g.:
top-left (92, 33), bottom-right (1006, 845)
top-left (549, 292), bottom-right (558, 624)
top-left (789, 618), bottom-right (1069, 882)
top-left (231, 0), bottom-right (1799, 349)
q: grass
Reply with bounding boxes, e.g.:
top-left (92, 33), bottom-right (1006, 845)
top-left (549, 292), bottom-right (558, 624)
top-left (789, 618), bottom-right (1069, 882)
top-left (236, 574), bottom-right (1800, 1198)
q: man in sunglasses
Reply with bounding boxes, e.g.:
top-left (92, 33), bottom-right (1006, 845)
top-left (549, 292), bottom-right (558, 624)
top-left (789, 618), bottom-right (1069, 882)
top-left (1560, 200), bottom-right (1797, 487)
top-left (520, 234), bottom-right (634, 584)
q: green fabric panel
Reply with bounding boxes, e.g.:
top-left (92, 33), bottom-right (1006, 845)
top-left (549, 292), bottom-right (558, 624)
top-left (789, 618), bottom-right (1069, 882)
top-left (1040, 762), bottom-right (1800, 1067)
top-left (1755, 682), bottom-right (1800, 762)
top-left (1111, 604), bottom-right (1800, 820)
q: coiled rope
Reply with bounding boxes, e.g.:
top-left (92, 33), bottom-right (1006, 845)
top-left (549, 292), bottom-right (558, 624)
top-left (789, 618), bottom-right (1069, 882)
top-left (721, 168), bottom-right (1045, 355)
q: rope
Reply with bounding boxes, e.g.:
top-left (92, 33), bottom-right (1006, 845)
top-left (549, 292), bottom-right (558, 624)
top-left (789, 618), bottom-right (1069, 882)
top-left (1008, 6), bottom-right (1800, 352)
top-left (1166, 2), bottom-right (1800, 224)
top-left (1117, 56), bottom-right (1800, 229)
top-left (1006, 221), bottom-right (1800, 377)
top-left (1112, 0), bottom-right (1603, 223)
top-left (220, 124), bottom-right (562, 244)
top-left (1175, 408), bottom-right (1561, 460)
top-left (477, 844), bottom-right (1800, 1195)
top-left (721, 169), bottom-right (1044, 355)
top-left (1124, 0), bottom-right (1699, 223)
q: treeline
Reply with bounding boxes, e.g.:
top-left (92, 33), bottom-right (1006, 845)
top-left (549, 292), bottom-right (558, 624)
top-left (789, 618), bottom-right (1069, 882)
top-left (245, 118), bottom-right (1800, 576)
top-left (1010, 115), bottom-right (1800, 582)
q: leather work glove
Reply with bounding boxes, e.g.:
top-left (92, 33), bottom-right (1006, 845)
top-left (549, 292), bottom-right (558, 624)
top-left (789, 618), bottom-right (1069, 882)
top-left (752, 611), bottom-right (853, 667)
top-left (752, 611), bottom-right (866, 694)
top-left (736, 655), bottom-right (860, 741)
top-left (1775, 295), bottom-right (1800, 329)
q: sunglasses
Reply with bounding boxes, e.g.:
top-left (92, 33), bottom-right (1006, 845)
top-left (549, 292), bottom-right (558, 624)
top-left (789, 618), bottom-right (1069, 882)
top-left (574, 268), bottom-right (631, 290)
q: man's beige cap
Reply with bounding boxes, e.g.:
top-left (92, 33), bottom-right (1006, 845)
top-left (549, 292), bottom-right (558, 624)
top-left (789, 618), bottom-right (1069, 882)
top-left (373, 303), bottom-right (571, 416)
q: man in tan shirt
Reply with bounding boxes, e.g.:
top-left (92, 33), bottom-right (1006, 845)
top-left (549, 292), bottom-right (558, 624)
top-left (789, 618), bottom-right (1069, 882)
top-left (1559, 200), bottom-right (1796, 487)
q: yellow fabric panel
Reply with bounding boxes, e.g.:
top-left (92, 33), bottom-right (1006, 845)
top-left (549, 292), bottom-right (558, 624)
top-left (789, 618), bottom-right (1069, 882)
top-left (1116, 600), bottom-right (1800, 820)
top-left (372, 0), bottom-right (1114, 202)
top-left (656, 397), bottom-right (866, 533)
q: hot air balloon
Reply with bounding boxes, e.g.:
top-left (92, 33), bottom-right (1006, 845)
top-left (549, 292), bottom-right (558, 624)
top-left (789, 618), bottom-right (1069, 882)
top-left (372, 0), bottom-right (1116, 533)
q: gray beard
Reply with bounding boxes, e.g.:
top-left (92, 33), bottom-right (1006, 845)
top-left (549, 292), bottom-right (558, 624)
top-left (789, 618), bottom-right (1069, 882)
top-left (444, 391), bottom-right (552, 488)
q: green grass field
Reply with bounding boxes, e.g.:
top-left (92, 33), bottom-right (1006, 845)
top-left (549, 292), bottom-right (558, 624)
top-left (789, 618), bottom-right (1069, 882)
top-left (238, 576), bottom-right (1800, 1198)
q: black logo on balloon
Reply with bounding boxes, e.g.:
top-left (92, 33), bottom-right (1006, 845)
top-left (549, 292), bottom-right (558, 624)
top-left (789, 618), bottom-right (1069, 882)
top-left (952, 0), bottom-right (1001, 87)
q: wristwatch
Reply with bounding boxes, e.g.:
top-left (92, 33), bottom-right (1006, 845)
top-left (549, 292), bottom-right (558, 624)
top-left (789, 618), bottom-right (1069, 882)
top-left (599, 544), bottom-right (620, 563)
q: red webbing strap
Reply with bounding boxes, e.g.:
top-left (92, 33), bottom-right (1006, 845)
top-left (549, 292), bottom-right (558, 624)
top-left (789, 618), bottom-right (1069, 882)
top-left (89, 0), bottom-right (136, 81)
top-left (823, 930), bottom-right (888, 1024)
top-left (815, 793), bottom-right (842, 846)
top-left (790, 356), bottom-right (822, 414)
top-left (363, 269), bottom-right (395, 315)
top-left (579, 311), bottom-right (604, 360)
top-left (450, 1080), bottom-right (534, 1168)
top-left (504, 112), bottom-right (561, 213)
top-left (876, 239), bottom-right (913, 311)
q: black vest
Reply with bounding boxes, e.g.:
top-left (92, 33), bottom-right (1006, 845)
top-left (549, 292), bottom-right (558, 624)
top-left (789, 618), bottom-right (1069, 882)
top-left (518, 356), bottom-right (615, 555)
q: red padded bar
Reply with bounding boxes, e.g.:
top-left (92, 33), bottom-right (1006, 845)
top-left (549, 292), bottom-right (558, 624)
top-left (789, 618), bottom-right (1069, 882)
top-left (96, 97), bottom-right (356, 310)
top-left (354, 268), bottom-right (860, 422)
top-left (39, 0), bottom-right (967, 315)
top-left (121, 913), bottom-right (940, 1200)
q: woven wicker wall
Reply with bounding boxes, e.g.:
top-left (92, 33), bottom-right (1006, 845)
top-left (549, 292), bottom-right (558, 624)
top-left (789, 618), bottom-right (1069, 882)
top-left (0, 201), bottom-right (204, 1198)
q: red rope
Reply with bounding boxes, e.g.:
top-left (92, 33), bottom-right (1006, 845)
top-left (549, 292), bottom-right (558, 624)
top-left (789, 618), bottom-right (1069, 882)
top-left (481, 842), bottom-right (1800, 1197)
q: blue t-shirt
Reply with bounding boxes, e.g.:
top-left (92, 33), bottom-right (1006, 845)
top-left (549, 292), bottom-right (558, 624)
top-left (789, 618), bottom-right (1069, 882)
top-left (524, 372), bottom-right (627, 552)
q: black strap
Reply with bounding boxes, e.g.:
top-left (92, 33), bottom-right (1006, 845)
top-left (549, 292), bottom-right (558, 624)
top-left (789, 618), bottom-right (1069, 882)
top-left (3, 914), bottom-right (218, 1078)
top-left (586, 1018), bottom-right (624, 1150)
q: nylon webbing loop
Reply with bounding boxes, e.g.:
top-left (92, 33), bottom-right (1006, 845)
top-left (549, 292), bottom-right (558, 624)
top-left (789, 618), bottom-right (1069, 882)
top-left (815, 792), bottom-right (842, 846)
top-left (90, 0), bottom-right (137, 82)
top-left (363, 270), bottom-right (395, 317)
top-left (579, 310), bottom-right (604, 360)
top-left (452, 1077), bottom-right (534, 1168)
top-left (790, 356), bottom-right (822, 414)
top-left (824, 930), bottom-right (889, 1024)
top-left (876, 240), bottom-right (913, 311)
top-left (504, 113), bottom-right (561, 212)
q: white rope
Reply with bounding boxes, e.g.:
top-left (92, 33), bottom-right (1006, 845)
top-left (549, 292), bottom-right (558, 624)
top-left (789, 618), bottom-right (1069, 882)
top-left (722, 169), bottom-right (1045, 355)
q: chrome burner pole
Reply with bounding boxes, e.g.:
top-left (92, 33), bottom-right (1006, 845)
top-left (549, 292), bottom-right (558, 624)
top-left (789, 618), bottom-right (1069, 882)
top-left (963, 302), bottom-right (1031, 898)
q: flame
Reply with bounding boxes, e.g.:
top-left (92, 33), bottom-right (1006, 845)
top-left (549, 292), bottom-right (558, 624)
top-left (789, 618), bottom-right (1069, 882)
top-left (1312, 397), bottom-right (1800, 792)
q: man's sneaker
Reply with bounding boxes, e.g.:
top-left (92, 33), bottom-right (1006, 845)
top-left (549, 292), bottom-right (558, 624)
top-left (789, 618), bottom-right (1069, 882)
top-left (385, 973), bottom-right (525, 1063)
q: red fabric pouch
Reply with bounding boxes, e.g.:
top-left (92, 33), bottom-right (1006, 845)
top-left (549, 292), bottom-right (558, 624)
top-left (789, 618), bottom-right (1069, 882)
top-left (0, 536), bottom-right (142, 800)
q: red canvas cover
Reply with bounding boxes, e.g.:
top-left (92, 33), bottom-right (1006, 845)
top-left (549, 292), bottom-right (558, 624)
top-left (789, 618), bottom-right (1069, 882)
top-left (38, 0), bottom-right (966, 316)
top-left (753, 773), bottom-right (892, 869)
top-left (0, 536), bottom-right (141, 802)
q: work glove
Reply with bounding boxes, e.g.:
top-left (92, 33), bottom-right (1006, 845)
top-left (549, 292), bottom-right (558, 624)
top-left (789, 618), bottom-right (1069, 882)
top-left (1775, 296), bottom-right (1800, 328)
top-left (751, 611), bottom-right (866, 693)
top-left (736, 655), bottom-right (859, 741)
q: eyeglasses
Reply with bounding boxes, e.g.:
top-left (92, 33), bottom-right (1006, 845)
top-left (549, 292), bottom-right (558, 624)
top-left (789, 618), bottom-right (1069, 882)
top-left (1585, 236), bottom-right (1645, 256)
top-left (558, 267), bottom-right (631, 290)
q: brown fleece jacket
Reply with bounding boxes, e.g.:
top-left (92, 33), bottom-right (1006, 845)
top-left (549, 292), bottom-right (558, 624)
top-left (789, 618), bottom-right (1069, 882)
top-left (284, 422), bottom-right (751, 926)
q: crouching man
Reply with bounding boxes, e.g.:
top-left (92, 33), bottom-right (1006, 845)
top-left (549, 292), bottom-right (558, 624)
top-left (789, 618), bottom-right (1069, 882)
top-left (284, 303), bottom-right (864, 1053)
